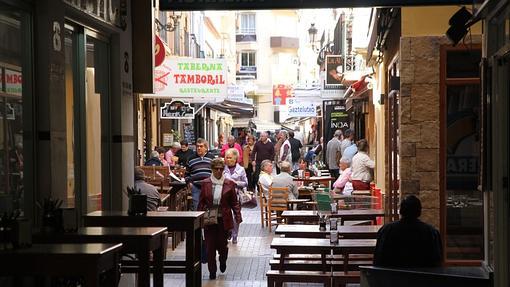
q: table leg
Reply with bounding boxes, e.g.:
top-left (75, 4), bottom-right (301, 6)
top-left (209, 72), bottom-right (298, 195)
top-left (138, 244), bottom-right (151, 287)
top-left (343, 252), bottom-right (349, 273)
top-left (153, 233), bottom-right (166, 287)
top-left (279, 251), bottom-right (286, 270)
top-left (321, 252), bottom-right (327, 273)
top-left (185, 227), bottom-right (202, 287)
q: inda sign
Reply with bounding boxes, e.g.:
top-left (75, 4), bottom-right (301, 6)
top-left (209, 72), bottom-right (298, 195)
top-left (160, 101), bottom-right (195, 119)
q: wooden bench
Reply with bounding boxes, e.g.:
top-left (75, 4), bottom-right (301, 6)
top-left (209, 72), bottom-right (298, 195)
top-left (332, 271), bottom-right (361, 286)
top-left (269, 259), bottom-right (372, 271)
top-left (273, 253), bottom-right (373, 261)
top-left (266, 270), bottom-right (332, 287)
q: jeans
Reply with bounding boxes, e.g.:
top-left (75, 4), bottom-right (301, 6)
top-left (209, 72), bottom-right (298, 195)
top-left (191, 184), bottom-right (201, 210)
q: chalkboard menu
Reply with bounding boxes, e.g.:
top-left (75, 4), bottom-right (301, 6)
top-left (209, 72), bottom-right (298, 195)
top-left (184, 123), bottom-right (195, 144)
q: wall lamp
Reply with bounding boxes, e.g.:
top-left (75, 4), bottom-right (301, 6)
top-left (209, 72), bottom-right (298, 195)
top-left (308, 23), bottom-right (319, 52)
top-left (155, 12), bottom-right (181, 32)
top-left (446, 7), bottom-right (473, 46)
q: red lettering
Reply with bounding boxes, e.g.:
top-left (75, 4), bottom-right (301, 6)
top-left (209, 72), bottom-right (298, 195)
top-left (207, 75), bottom-right (213, 84)
top-left (179, 75), bottom-right (186, 83)
top-left (219, 75), bottom-right (225, 84)
top-left (195, 75), bottom-right (200, 83)
top-left (187, 75), bottom-right (195, 83)
top-left (173, 74), bottom-right (180, 83)
top-left (200, 76), bottom-right (206, 83)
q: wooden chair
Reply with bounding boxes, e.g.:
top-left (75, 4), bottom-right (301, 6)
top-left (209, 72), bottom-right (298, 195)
top-left (267, 186), bottom-right (289, 230)
top-left (258, 183), bottom-right (270, 228)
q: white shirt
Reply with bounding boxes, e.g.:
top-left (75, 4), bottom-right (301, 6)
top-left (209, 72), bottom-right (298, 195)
top-left (258, 171), bottom-right (273, 197)
top-left (351, 151), bottom-right (375, 183)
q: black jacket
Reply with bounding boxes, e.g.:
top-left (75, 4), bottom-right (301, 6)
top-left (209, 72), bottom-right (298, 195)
top-left (289, 137), bottom-right (303, 162)
top-left (374, 218), bottom-right (443, 268)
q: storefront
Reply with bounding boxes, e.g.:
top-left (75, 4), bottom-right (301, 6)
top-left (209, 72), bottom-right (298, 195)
top-left (0, 0), bottom-right (136, 229)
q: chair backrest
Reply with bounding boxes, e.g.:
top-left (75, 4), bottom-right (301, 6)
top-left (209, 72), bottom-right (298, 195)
top-left (139, 166), bottom-right (169, 180)
top-left (316, 192), bottom-right (332, 212)
top-left (268, 186), bottom-right (289, 208)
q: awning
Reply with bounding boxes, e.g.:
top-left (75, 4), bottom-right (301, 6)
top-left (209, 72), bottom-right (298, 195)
top-left (207, 100), bottom-right (254, 118)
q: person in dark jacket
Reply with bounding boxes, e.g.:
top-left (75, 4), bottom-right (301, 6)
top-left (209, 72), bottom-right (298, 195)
top-left (145, 151), bottom-right (163, 166)
top-left (288, 131), bottom-right (303, 170)
top-left (374, 195), bottom-right (443, 268)
top-left (198, 158), bottom-right (242, 280)
top-left (175, 140), bottom-right (194, 167)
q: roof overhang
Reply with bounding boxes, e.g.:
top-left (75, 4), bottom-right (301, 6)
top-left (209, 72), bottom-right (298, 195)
top-left (160, 0), bottom-right (477, 11)
top-left (207, 100), bottom-right (254, 118)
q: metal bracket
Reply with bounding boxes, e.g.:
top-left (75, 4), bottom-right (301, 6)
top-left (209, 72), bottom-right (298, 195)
top-left (194, 103), bottom-right (208, 115)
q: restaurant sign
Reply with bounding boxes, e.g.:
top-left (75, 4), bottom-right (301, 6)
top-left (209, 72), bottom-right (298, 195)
top-left (160, 100), bottom-right (195, 119)
top-left (287, 98), bottom-right (317, 117)
top-left (153, 57), bottom-right (227, 102)
top-left (63, 0), bottom-right (127, 29)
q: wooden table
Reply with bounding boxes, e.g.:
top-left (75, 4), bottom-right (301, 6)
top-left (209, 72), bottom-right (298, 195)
top-left (33, 227), bottom-right (168, 287)
top-left (287, 198), bottom-right (310, 209)
top-left (281, 209), bottom-right (384, 225)
top-left (83, 211), bottom-right (203, 287)
top-left (0, 243), bottom-right (122, 287)
top-left (294, 176), bottom-right (334, 187)
top-left (275, 224), bottom-right (381, 239)
top-left (271, 237), bottom-right (376, 272)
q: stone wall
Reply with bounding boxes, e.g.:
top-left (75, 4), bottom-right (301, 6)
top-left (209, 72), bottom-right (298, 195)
top-left (399, 36), bottom-right (447, 228)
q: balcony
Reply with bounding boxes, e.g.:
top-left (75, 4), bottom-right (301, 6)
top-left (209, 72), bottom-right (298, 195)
top-left (270, 36), bottom-right (299, 49)
top-left (236, 34), bottom-right (257, 42)
top-left (236, 66), bottom-right (257, 80)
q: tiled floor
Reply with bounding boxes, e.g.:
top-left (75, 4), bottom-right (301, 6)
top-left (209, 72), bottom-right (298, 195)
top-left (163, 207), bottom-right (274, 286)
top-left (158, 208), bottom-right (359, 287)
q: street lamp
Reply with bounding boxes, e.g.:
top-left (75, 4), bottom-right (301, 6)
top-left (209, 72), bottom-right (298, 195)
top-left (155, 12), bottom-right (181, 32)
top-left (308, 23), bottom-right (318, 52)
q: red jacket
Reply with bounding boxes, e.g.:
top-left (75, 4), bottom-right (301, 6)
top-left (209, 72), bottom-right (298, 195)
top-left (220, 143), bottom-right (243, 163)
top-left (198, 177), bottom-right (242, 230)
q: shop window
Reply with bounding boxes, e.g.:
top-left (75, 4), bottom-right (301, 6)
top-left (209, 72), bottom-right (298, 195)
top-left (441, 46), bottom-right (483, 262)
top-left (0, 8), bottom-right (26, 215)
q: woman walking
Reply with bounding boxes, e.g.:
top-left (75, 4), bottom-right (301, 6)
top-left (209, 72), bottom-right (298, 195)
top-left (223, 148), bottom-right (248, 244)
top-left (198, 158), bottom-right (243, 279)
top-left (243, 134), bottom-right (256, 191)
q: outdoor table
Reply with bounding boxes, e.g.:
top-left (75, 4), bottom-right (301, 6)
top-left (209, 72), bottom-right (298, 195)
top-left (83, 211), bottom-right (203, 287)
top-left (275, 224), bottom-right (381, 239)
top-left (294, 176), bottom-right (334, 187)
top-left (0, 243), bottom-right (122, 287)
top-left (33, 227), bottom-right (168, 287)
top-left (281, 209), bottom-right (384, 225)
top-left (271, 237), bottom-right (376, 273)
top-left (287, 198), bottom-right (310, 209)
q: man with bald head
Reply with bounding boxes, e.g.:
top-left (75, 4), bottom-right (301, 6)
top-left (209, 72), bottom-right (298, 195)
top-left (250, 132), bottom-right (275, 187)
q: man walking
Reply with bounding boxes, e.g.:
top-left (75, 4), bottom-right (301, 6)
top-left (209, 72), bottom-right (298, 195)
top-left (250, 132), bottom-right (274, 188)
top-left (288, 131), bottom-right (303, 170)
top-left (186, 138), bottom-right (214, 210)
top-left (326, 130), bottom-right (343, 180)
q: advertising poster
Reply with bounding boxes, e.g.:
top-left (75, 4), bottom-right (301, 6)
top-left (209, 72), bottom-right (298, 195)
top-left (325, 55), bottom-right (344, 86)
top-left (273, 84), bottom-right (292, 105)
top-left (160, 100), bottom-right (195, 119)
top-left (323, 99), bottom-right (349, 143)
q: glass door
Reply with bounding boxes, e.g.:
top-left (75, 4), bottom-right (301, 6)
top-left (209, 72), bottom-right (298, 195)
top-left (65, 24), bottom-right (111, 214)
top-left (84, 31), bottom-right (111, 213)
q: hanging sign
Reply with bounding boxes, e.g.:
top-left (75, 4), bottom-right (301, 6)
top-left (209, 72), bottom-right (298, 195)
top-left (325, 55), bottom-right (344, 86)
top-left (160, 100), bottom-right (195, 119)
top-left (154, 35), bottom-right (167, 67)
top-left (287, 102), bottom-right (317, 117)
top-left (323, 100), bottom-right (350, 142)
top-left (154, 57), bottom-right (227, 101)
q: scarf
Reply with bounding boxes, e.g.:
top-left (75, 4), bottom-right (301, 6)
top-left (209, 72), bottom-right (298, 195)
top-left (210, 174), bottom-right (225, 205)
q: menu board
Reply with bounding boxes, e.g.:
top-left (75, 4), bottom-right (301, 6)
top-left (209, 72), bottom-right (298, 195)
top-left (184, 123), bottom-right (195, 144)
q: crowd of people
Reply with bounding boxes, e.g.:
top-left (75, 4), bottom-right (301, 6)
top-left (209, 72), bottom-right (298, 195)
top-left (137, 127), bottom-right (380, 279)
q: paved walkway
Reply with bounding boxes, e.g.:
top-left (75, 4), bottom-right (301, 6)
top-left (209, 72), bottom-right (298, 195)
top-left (163, 207), bottom-right (274, 286)
top-left (160, 207), bottom-right (359, 286)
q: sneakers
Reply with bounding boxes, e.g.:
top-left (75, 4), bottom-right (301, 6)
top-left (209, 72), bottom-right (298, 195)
top-left (220, 261), bottom-right (227, 273)
top-left (209, 273), bottom-right (216, 280)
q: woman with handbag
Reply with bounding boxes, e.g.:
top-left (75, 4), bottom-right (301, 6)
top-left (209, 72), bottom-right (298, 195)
top-left (198, 158), bottom-right (243, 280)
top-left (223, 148), bottom-right (248, 244)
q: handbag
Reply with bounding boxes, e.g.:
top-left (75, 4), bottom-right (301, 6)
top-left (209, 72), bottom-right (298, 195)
top-left (240, 190), bottom-right (257, 209)
top-left (203, 207), bottom-right (219, 226)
